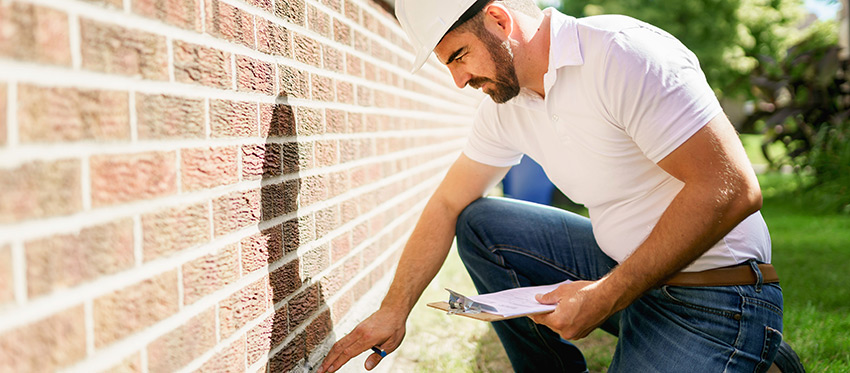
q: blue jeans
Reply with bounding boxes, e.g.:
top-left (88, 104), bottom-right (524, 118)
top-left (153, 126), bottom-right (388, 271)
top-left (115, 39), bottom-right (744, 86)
top-left (455, 197), bottom-right (784, 372)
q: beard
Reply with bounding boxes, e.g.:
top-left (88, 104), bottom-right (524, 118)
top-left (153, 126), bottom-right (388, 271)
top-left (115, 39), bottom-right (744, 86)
top-left (470, 30), bottom-right (520, 104)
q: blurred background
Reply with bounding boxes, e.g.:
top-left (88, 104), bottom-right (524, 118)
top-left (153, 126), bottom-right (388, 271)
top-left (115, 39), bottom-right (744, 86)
top-left (396, 1), bottom-right (850, 372)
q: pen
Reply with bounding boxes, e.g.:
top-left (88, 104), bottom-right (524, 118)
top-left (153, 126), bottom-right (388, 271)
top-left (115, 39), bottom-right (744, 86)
top-left (371, 346), bottom-right (387, 357)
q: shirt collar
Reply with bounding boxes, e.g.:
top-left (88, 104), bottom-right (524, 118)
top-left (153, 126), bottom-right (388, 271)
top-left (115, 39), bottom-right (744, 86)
top-left (543, 8), bottom-right (584, 94)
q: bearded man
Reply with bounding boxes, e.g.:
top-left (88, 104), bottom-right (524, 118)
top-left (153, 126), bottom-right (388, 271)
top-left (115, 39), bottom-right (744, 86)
top-left (317, 0), bottom-right (800, 371)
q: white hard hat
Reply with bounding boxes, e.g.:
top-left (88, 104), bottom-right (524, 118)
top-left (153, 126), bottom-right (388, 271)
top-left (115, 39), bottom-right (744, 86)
top-left (395, 0), bottom-right (488, 73)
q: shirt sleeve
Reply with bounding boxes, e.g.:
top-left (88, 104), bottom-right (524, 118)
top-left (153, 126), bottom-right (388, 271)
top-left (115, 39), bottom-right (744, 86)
top-left (601, 24), bottom-right (723, 163)
top-left (462, 99), bottom-right (524, 167)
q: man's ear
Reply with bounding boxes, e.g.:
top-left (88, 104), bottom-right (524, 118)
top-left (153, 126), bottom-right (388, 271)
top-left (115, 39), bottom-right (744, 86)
top-left (482, 3), bottom-right (513, 39)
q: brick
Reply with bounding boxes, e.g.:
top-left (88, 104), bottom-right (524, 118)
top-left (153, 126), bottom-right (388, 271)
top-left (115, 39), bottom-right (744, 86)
top-left (296, 107), bottom-right (324, 136)
top-left (256, 18), bottom-right (290, 57)
top-left (323, 46), bottom-right (344, 73)
top-left (80, 19), bottom-right (168, 80)
top-left (333, 18), bottom-right (351, 45)
top-left (17, 85), bottom-right (129, 143)
top-left (0, 159), bottom-right (80, 223)
top-left (148, 307), bottom-right (216, 373)
top-left (0, 305), bottom-right (86, 371)
top-left (136, 94), bottom-right (204, 139)
top-left (287, 284), bottom-right (319, 328)
top-left (210, 100), bottom-right (256, 138)
top-left (90, 152), bottom-right (177, 207)
top-left (336, 81), bottom-right (354, 104)
top-left (242, 143), bottom-right (279, 181)
top-left (293, 34), bottom-right (321, 67)
top-left (281, 142), bottom-right (302, 174)
top-left (321, 0), bottom-right (342, 12)
top-left (205, 0), bottom-right (254, 47)
top-left (173, 40), bottom-right (232, 88)
top-left (343, 0), bottom-right (360, 22)
top-left (269, 259), bottom-right (301, 304)
top-left (269, 333), bottom-right (305, 372)
top-left (133, 0), bottom-right (202, 31)
top-left (301, 245), bottom-right (329, 280)
top-left (105, 352), bottom-right (143, 373)
top-left (275, 0), bottom-right (305, 25)
top-left (265, 103), bottom-right (296, 137)
top-left (245, 0), bottom-right (272, 12)
top-left (236, 56), bottom-right (274, 95)
top-left (278, 65), bottom-right (309, 99)
top-left (212, 189), bottom-right (261, 237)
top-left (311, 73), bottom-right (334, 102)
top-left (94, 271), bottom-right (179, 347)
top-left (182, 244), bottom-right (238, 305)
top-left (242, 227), bottom-right (283, 274)
top-left (306, 310), bottom-right (332, 354)
top-left (315, 139), bottom-right (339, 168)
top-left (0, 245), bottom-right (12, 306)
top-left (271, 305), bottom-right (288, 347)
top-left (142, 202), bottom-right (209, 261)
top-left (25, 219), bottom-right (134, 298)
top-left (260, 182), bottom-right (285, 221)
top-left (0, 3), bottom-right (71, 66)
top-left (247, 316), bottom-right (273, 365)
top-left (282, 213), bottom-right (313, 253)
top-left (307, 5), bottom-right (330, 37)
top-left (219, 277), bottom-right (269, 338)
top-left (199, 335), bottom-right (246, 373)
top-left (81, 0), bottom-right (124, 7)
top-left (0, 83), bottom-right (6, 145)
top-left (180, 146), bottom-right (238, 191)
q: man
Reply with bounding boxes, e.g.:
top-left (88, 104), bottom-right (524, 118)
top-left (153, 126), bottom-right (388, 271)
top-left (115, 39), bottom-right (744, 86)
top-left (318, 0), bottom-right (791, 371)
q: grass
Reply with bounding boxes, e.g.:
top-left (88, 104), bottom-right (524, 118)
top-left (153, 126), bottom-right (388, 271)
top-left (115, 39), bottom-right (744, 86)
top-left (392, 172), bottom-right (849, 372)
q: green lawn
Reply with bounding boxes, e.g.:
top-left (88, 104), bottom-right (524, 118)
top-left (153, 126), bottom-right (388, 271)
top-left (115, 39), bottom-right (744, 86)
top-left (394, 174), bottom-right (849, 372)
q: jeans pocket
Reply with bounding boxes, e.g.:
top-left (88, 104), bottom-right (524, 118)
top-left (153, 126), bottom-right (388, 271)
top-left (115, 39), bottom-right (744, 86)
top-left (755, 326), bottom-right (783, 373)
top-left (656, 286), bottom-right (743, 345)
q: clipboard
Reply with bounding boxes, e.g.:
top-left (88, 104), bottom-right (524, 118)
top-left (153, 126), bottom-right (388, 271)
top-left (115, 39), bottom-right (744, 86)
top-left (426, 301), bottom-right (552, 322)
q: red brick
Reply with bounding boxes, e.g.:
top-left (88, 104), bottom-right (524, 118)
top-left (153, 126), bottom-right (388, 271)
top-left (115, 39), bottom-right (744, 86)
top-left (343, 0), bottom-right (360, 22)
top-left (301, 245), bottom-right (329, 280)
top-left (311, 73), bottom-right (334, 102)
top-left (247, 316), bottom-right (273, 365)
top-left (269, 333), bottom-right (305, 372)
top-left (244, 143), bottom-right (280, 181)
top-left (0, 3), bottom-right (71, 66)
top-left (212, 189), bottom-right (261, 237)
top-left (210, 100), bottom-right (256, 138)
top-left (307, 5), bottom-right (330, 37)
top-left (333, 18), bottom-right (351, 45)
top-left (278, 65), bottom-right (309, 99)
top-left (306, 310), bottom-right (332, 354)
top-left (256, 18), bottom-right (291, 57)
top-left (300, 174), bottom-right (327, 207)
top-left (0, 83), bottom-right (6, 146)
top-left (336, 81), bottom-right (354, 104)
top-left (0, 305), bottom-right (86, 371)
top-left (320, 267), bottom-right (343, 299)
top-left (25, 219), bottom-right (134, 298)
top-left (330, 234), bottom-right (351, 263)
top-left (293, 34), bottom-right (321, 67)
top-left (90, 152), bottom-right (177, 207)
top-left (321, 0), bottom-right (342, 12)
top-left (296, 107), bottom-right (324, 136)
top-left (182, 244), bottom-right (238, 305)
top-left (245, 0), bottom-right (273, 12)
top-left (173, 40), bottom-right (232, 88)
top-left (271, 305), bottom-right (288, 347)
top-left (133, 0), bottom-right (202, 31)
top-left (205, 0), bottom-right (254, 48)
top-left (142, 202), bottom-right (209, 261)
top-left (275, 0), bottom-right (305, 25)
top-left (219, 277), bottom-right (269, 338)
top-left (80, 19), bottom-right (168, 80)
top-left (330, 290), bottom-right (353, 322)
top-left (264, 103), bottom-right (296, 137)
top-left (269, 259), bottom-right (301, 304)
top-left (281, 142), bottom-right (302, 174)
top-left (315, 139), bottom-right (339, 168)
top-left (136, 94), bottom-right (205, 139)
top-left (17, 85), bottom-right (129, 143)
top-left (0, 245), bottom-right (13, 305)
top-left (81, 0), bottom-right (124, 8)
top-left (287, 284), bottom-right (319, 328)
top-left (0, 159), bottom-right (81, 223)
top-left (323, 45), bottom-right (343, 72)
top-left (199, 335), bottom-right (246, 373)
top-left (105, 352), bottom-right (143, 373)
top-left (242, 227), bottom-right (283, 274)
top-left (180, 146), bottom-right (238, 191)
top-left (94, 271), bottom-right (179, 347)
top-left (148, 307), bottom-right (216, 373)
top-left (236, 56), bottom-right (274, 95)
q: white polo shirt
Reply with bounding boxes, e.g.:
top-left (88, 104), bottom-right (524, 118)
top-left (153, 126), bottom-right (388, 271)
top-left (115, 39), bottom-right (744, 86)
top-left (462, 8), bottom-right (771, 271)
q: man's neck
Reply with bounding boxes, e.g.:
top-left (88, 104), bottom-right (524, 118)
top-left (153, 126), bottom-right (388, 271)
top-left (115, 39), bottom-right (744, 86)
top-left (514, 12), bottom-right (551, 98)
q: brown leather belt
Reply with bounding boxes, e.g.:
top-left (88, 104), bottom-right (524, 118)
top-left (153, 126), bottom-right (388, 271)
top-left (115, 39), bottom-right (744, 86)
top-left (665, 263), bottom-right (779, 287)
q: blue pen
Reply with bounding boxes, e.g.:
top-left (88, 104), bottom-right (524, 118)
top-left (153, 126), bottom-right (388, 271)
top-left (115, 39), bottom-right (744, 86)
top-left (371, 346), bottom-right (387, 357)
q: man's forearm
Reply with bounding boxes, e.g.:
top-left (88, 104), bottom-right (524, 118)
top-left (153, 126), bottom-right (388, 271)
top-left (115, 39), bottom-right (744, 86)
top-left (379, 196), bottom-right (462, 317)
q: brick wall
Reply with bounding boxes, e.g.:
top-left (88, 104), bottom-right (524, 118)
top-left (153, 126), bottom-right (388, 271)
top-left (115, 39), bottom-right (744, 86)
top-left (0, 0), bottom-right (480, 371)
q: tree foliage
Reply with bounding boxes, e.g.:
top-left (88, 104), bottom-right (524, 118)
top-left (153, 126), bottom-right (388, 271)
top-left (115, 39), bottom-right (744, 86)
top-left (555, 0), bottom-right (833, 99)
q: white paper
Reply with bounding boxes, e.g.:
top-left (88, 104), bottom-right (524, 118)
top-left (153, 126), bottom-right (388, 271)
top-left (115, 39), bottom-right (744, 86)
top-left (467, 280), bottom-right (571, 317)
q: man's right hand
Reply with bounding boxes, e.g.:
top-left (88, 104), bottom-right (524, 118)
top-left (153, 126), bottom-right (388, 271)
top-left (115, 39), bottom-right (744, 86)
top-left (316, 307), bottom-right (407, 373)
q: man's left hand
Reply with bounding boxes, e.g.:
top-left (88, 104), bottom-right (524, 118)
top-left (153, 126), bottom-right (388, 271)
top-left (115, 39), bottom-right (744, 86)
top-left (529, 280), bottom-right (619, 340)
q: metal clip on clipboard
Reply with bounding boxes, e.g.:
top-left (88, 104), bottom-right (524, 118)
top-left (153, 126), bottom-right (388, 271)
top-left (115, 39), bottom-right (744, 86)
top-left (445, 288), bottom-right (498, 315)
